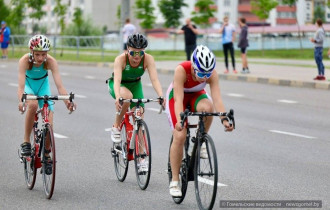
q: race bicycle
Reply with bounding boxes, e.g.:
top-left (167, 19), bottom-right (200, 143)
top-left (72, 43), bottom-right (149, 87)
top-left (111, 97), bottom-right (163, 190)
top-left (167, 108), bottom-right (235, 209)
top-left (18, 93), bottom-right (75, 199)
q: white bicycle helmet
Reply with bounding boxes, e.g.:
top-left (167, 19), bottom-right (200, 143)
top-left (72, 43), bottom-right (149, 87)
top-left (191, 45), bottom-right (216, 73)
top-left (28, 35), bottom-right (51, 51)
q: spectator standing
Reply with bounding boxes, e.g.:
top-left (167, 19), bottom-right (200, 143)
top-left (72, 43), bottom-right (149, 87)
top-left (237, 17), bottom-right (249, 74)
top-left (0, 21), bottom-right (11, 59)
top-left (310, 18), bottom-right (326, 80)
top-left (122, 18), bottom-right (136, 52)
top-left (177, 18), bottom-right (198, 61)
top-left (220, 16), bottom-right (236, 73)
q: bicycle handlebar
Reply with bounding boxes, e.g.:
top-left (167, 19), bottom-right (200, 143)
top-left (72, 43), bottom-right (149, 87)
top-left (117, 97), bottom-right (165, 115)
top-left (21, 92), bottom-right (75, 114)
top-left (180, 109), bottom-right (235, 129)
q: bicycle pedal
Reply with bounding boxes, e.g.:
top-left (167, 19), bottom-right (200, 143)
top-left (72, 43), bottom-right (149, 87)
top-left (111, 149), bottom-right (117, 157)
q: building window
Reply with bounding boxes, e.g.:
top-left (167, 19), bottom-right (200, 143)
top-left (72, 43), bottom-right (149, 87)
top-left (224, 0), bottom-right (230, 6)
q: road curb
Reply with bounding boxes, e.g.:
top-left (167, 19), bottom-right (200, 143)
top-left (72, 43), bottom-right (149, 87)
top-left (156, 68), bottom-right (330, 90)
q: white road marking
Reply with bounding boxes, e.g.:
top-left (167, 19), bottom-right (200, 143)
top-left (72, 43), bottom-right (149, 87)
top-left (227, 93), bottom-right (244, 97)
top-left (145, 83), bottom-right (152, 87)
top-left (105, 128), bottom-right (112, 132)
top-left (75, 94), bottom-right (87, 99)
top-left (60, 72), bottom-right (70, 76)
top-left (84, 75), bottom-right (95, 80)
top-left (8, 83), bottom-right (18, 87)
top-left (277, 99), bottom-right (298, 104)
top-left (54, 133), bottom-right (68, 139)
top-left (1, 64), bottom-right (6, 68)
top-left (269, 130), bottom-right (316, 139)
top-left (146, 108), bottom-right (163, 113)
top-left (198, 176), bottom-right (227, 187)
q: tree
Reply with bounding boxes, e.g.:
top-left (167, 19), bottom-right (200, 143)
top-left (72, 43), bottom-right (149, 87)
top-left (191, 0), bottom-right (216, 45)
top-left (251, 0), bottom-right (278, 55)
top-left (26, 0), bottom-right (46, 20)
top-left (158, 0), bottom-right (187, 28)
top-left (54, 0), bottom-right (68, 35)
top-left (191, 0), bottom-right (216, 28)
top-left (282, 0), bottom-right (302, 49)
top-left (313, 6), bottom-right (325, 23)
top-left (73, 7), bottom-right (83, 34)
top-left (0, 0), bottom-right (10, 23)
top-left (7, 0), bottom-right (26, 34)
top-left (135, 0), bottom-right (156, 29)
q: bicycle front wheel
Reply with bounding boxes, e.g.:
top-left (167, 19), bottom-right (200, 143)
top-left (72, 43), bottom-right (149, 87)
top-left (113, 123), bottom-right (129, 182)
top-left (194, 134), bottom-right (218, 210)
top-left (134, 120), bottom-right (151, 190)
top-left (24, 126), bottom-right (37, 189)
top-left (42, 124), bottom-right (56, 199)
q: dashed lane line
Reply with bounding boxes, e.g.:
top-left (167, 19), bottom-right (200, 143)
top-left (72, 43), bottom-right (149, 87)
top-left (269, 130), bottom-right (316, 139)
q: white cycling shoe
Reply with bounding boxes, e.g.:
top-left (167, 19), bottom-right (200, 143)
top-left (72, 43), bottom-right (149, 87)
top-left (200, 142), bottom-right (208, 159)
top-left (110, 126), bottom-right (121, 143)
top-left (169, 181), bottom-right (182, 197)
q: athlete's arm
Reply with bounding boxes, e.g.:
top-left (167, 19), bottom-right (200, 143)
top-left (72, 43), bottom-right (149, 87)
top-left (173, 65), bottom-right (186, 131)
top-left (113, 54), bottom-right (124, 110)
top-left (48, 55), bottom-right (73, 110)
top-left (208, 72), bottom-right (233, 131)
top-left (17, 55), bottom-right (28, 111)
top-left (145, 54), bottom-right (163, 98)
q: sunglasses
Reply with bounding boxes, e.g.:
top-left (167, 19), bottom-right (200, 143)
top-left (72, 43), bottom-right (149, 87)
top-left (128, 50), bottom-right (145, 57)
top-left (194, 69), bottom-right (212, 79)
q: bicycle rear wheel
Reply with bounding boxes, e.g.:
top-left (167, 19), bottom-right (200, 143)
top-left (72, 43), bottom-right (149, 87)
top-left (134, 120), bottom-right (151, 190)
top-left (113, 123), bottom-right (129, 182)
top-left (42, 124), bottom-right (56, 199)
top-left (194, 134), bottom-right (218, 210)
top-left (167, 136), bottom-right (188, 204)
top-left (24, 126), bottom-right (37, 189)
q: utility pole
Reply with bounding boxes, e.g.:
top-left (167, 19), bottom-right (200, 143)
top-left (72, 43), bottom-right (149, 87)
top-left (119, 0), bottom-right (130, 53)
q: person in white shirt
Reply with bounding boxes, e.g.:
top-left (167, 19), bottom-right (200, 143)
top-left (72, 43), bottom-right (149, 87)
top-left (122, 18), bottom-right (136, 52)
top-left (219, 16), bottom-right (236, 74)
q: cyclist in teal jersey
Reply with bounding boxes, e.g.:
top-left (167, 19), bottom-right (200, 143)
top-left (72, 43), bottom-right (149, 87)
top-left (17, 35), bottom-right (76, 156)
top-left (108, 33), bottom-right (165, 143)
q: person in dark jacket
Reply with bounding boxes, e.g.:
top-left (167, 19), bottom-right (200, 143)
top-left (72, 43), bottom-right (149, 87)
top-left (177, 18), bottom-right (199, 61)
top-left (237, 17), bottom-right (249, 73)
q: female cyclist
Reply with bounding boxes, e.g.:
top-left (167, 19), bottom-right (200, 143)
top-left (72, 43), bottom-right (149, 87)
top-left (108, 33), bottom-right (164, 144)
top-left (166, 45), bottom-right (234, 197)
top-left (18, 35), bottom-right (76, 157)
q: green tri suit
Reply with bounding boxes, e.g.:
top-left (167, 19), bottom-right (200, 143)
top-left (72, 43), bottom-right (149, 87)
top-left (108, 54), bottom-right (145, 108)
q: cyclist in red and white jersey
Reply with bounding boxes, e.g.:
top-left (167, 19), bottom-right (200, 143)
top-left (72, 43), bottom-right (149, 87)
top-left (165, 45), bottom-right (234, 197)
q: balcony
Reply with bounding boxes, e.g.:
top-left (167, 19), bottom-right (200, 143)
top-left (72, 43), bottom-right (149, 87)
top-left (276, 18), bottom-right (297, 25)
top-left (277, 6), bottom-right (296, 12)
top-left (238, 4), bottom-right (252, 12)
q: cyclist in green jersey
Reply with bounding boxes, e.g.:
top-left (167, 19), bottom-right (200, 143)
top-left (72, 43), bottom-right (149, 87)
top-left (108, 33), bottom-right (165, 143)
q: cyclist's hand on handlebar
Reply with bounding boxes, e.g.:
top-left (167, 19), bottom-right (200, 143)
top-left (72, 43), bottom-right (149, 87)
top-left (158, 96), bottom-right (166, 110)
top-left (66, 101), bottom-right (76, 112)
top-left (18, 102), bottom-right (26, 113)
top-left (222, 120), bottom-right (234, 132)
top-left (115, 98), bottom-right (122, 112)
top-left (175, 122), bottom-right (184, 131)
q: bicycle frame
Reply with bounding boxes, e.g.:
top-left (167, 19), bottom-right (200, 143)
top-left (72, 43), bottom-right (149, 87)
top-left (118, 98), bottom-right (161, 160)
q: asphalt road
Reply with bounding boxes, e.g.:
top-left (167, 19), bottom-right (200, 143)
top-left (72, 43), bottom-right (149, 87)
top-left (1, 61), bottom-right (329, 209)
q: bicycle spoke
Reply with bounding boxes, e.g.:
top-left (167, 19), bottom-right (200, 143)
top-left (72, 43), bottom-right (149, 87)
top-left (134, 121), bottom-right (151, 190)
top-left (194, 135), bottom-right (218, 210)
top-left (113, 123), bottom-right (129, 182)
top-left (42, 124), bottom-right (56, 199)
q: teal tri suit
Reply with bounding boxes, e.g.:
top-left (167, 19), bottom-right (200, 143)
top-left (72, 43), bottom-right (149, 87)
top-left (24, 63), bottom-right (53, 111)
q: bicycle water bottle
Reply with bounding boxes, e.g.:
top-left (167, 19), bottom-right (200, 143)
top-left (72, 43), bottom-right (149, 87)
top-left (188, 137), bottom-right (196, 156)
